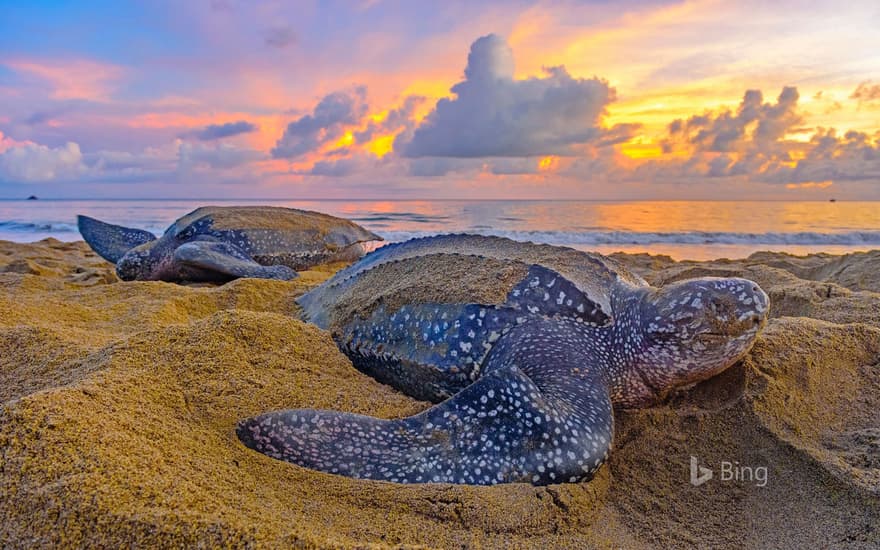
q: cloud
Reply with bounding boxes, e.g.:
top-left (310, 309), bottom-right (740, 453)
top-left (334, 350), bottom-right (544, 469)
top-left (264, 26), bottom-right (297, 48)
top-left (626, 87), bottom-right (880, 186)
top-left (355, 95), bottom-right (424, 143)
top-left (272, 87), bottom-right (368, 158)
top-left (210, 0), bottom-right (233, 11)
top-left (762, 128), bottom-right (880, 184)
top-left (0, 138), bottom-right (268, 185)
top-left (2, 58), bottom-right (124, 101)
top-left (407, 157), bottom-right (481, 177)
top-left (663, 87), bottom-right (802, 155)
top-left (23, 110), bottom-right (60, 126)
top-left (90, 142), bottom-right (180, 173)
top-left (192, 120), bottom-right (257, 140)
top-left (178, 141), bottom-right (265, 170)
top-left (400, 34), bottom-right (621, 158)
top-left (850, 81), bottom-right (880, 107)
top-left (488, 158), bottom-right (540, 175)
top-left (0, 130), bottom-right (30, 153)
top-left (308, 155), bottom-right (370, 177)
top-left (0, 141), bottom-right (85, 182)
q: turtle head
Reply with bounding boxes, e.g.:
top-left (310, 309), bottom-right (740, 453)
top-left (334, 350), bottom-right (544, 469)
top-left (115, 241), bottom-right (161, 281)
top-left (623, 277), bottom-right (768, 406)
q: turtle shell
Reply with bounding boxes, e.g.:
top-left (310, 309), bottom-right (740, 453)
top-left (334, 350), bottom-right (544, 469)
top-left (297, 234), bottom-right (648, 401)
top-left (299, 234), bottom-right (647, 331)
top-left (166, 206), bottom-right (382, 269)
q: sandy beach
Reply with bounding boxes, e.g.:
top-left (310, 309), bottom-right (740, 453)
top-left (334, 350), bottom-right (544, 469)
top-left (1, 238), bottom-right (878, 549)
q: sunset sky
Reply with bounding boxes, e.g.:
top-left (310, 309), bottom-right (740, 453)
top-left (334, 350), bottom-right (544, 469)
top-left (1, 0), bottom-right (879, 199)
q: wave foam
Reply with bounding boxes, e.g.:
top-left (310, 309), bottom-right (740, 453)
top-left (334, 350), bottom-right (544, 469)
top-left (0, 221), bottom-right (78, 233)
top-left (377, 230), bottom-right (880, 246)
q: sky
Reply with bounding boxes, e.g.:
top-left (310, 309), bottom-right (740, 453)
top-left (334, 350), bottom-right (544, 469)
top-left (1, 0), bottom-right (879, 199)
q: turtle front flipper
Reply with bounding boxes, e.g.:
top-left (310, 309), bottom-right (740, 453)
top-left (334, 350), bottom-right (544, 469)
top-left (173, 240), bottom-right (297, 281)
top-left (77, 215), bottom-right (157, 263)
top-left (236, 319), bottom-right (613, 485)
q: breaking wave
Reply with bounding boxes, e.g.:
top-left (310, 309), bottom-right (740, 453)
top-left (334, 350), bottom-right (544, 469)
top-left (377, 230), bottom-right (880, 246)
top-left (0, 221), bottom-right (78, 233)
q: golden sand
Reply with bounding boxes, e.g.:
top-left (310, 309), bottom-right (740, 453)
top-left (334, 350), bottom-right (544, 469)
top-left (1, 239), bottom-right (878, 548)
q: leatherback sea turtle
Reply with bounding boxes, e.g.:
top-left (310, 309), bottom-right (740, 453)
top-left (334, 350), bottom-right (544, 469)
top-left (237, 234), bottom-right (769, 486)
top-left (78, 206), bottom-right (381, 282)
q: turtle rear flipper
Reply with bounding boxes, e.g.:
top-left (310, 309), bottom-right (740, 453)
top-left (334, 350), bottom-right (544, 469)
top-left (173, 241), bottom-right (297, 281)
top-left (77, 215), bottom-right (157, 263)
top-left (236, 320), bottom-right (613, 485)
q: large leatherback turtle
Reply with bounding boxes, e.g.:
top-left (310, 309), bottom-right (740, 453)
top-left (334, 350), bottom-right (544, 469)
top-left (78, 206), bottom-right (381, 282)
top-left (237, 234), bottom-right (769, 486)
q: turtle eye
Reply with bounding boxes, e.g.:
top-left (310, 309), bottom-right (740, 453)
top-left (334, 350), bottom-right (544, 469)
top-left (177, 226), bottom-right (195, 240)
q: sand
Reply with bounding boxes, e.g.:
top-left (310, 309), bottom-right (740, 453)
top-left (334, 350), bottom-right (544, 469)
top-left (1, 239), bottom-right (878, 549)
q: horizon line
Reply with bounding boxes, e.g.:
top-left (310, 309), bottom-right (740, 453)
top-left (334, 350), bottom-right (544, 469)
top-left (1, 197), bottom-right (868, 202)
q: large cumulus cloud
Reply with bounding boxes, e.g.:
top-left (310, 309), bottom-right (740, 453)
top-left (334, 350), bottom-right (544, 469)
top-left (295, 95), bottom-right (423, 177)
top-left (633, 87), bottom-right (880, 185)
top-left (0, 140), bottom-right (86, 182)
top-left (400, 34), bottom-right (624, 158)
top-left (0, 132), bottom-right (268, 186)
top-left (764, 128), bottom-right (880, 184)
top-left (663, 87), bottom-right (802, 156)
top-left (355, 95), bottom-right (424, 144)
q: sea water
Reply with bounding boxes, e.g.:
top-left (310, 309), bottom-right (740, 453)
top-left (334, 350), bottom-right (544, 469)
top-left (1, 199), bottom-right (878, 261)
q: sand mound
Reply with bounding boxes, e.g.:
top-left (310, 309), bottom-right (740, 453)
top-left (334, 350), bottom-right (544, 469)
top-left (1, 240), bottom-right (879, 548)
top-left (616, 252), bottom-right (880, 327)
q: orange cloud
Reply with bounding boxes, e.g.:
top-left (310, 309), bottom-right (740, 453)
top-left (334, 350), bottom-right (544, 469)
top-left (618, 140), bottom-right (664, 160)
top-left (785, 181), bottom-right (833, 189)
top-left (333, 131), bottom-right (355, 148)
top-left (537, 156), bottom-right (558, 171)
top-left (365, 134), bottom-right (395, 158)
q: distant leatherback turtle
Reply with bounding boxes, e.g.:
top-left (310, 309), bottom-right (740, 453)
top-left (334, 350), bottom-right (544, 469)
top-left (78, 206), bottom-right (381, 282)
top-left (237, 234), bottom-right (768, 486)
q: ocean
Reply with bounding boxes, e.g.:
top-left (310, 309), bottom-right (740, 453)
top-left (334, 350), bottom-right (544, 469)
top-left (1, 199), bottom-right (878, 261)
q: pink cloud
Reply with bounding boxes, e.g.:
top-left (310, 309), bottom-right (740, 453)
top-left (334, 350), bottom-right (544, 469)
top-left (0, 130), bottom-right (33, 154)
top-left (3, 58), bottom-right (125, 101)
